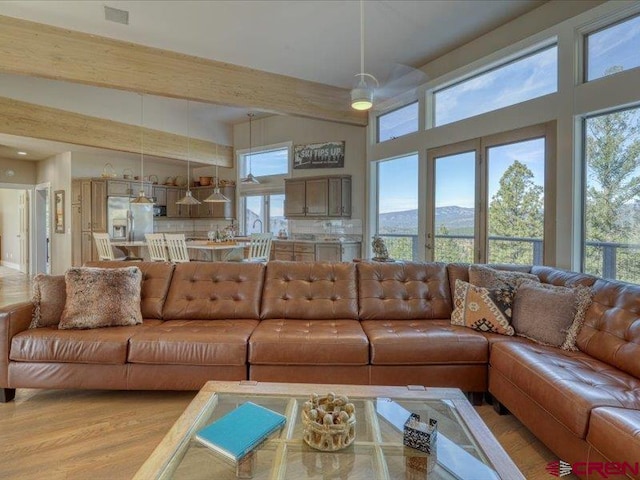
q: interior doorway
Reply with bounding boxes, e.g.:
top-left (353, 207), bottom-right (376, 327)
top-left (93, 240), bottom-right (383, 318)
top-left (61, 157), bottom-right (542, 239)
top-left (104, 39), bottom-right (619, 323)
top-left (34, 183), bottom-right (51, 274)
top-left (0, 187), bottom-right (30, 274)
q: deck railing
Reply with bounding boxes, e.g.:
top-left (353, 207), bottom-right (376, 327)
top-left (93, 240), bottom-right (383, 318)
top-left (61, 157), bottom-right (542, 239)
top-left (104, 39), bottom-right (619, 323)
top-left (377, 233), bottom-right (640, 283)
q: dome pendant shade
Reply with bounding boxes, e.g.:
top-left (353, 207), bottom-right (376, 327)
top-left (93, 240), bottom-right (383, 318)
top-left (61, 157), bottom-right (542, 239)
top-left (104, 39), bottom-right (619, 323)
top-left (241, 172), bottom-right (260, 184)
top-left (240, 113), bottom-right (260, 184)
top-left (131, 189), bottom-right (154, 204)
top-left (176, 189), bottom-right (201, 205)
top-left (204, 187), bottom-right (230, 203)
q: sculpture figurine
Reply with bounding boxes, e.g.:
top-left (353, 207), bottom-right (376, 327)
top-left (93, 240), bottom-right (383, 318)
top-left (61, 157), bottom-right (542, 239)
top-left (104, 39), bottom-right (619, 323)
top-left (371, 235), bottom-right (390, 261)
top-left (301, 392), bottom-right (356, 451)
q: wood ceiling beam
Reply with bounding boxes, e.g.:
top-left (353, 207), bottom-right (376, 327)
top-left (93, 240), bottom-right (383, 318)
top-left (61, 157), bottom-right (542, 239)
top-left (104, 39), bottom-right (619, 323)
top-left (0, 96), bottom-right (232, 167)
top-left (0, 15), bottom-right (367, 127)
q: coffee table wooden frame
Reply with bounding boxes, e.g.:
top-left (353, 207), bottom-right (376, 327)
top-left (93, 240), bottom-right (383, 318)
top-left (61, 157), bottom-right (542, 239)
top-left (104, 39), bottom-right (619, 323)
top-left (134, 381), bottom-right (524, 480)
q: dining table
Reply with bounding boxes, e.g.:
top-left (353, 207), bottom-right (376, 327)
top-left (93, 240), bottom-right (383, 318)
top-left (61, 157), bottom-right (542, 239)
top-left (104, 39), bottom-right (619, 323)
top-left (112, 239), bottom-right (249, 262)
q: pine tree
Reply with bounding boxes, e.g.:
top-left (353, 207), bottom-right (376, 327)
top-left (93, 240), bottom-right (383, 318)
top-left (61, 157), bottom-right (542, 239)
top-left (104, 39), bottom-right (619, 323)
top-left (488, 160), bottom-right (543, 263)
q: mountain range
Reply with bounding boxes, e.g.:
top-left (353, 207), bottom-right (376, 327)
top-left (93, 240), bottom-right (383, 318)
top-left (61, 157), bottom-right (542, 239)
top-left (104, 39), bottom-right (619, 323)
top-left (378, 206), bottom-right (475, 234)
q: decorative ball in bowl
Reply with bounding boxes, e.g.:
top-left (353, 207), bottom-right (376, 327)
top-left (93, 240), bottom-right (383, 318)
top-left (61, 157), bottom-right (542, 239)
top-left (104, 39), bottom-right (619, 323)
top-left (301, 392), bottom-right (356, 451)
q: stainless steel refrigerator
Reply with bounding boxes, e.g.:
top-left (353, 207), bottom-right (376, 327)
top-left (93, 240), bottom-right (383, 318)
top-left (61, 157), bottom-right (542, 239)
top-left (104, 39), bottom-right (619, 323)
top-left (107, 196), bottom-right (153, 242)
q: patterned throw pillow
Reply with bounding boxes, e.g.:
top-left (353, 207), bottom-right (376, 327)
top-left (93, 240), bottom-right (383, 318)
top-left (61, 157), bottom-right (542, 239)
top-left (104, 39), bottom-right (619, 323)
top-left (512, 280), bottom-right (593, 351)
top-left (451, 279), bottom-right (515, 335)
top-left (58, 266), bottom-right (143, 329)
top-left (29, 274), bottom-right (67, 328)
top-left (468, 264), bottom-right (539, 290)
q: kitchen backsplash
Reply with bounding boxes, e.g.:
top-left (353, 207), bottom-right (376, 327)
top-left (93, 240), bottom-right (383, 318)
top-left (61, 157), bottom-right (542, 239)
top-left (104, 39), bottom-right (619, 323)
top-left (288, 219), bottom-right (362, 236)
top-left (154, 218), bottom-right (234, 234)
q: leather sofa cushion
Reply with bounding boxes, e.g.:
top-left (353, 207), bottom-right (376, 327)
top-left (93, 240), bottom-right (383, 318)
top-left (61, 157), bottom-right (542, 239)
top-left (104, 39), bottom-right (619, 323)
top-left (9, 320), bottom-right (162, 364)
top-left (128, 319), bottom-right (259, 366)
top-left (163, 263), bottom-right (264, 320)
top-left (249, 319), bottom-right (369, 365)
top-left (358, 262), bottom-right (452, 320)
top-left (530, 266), bottom-right (597, 288)
top-left (261, 262), bottom-right (358, 320)
top-left (85, 261), bottom-right (174, 319)
top-left (578, 278), bottom-right (640, 379)
top-left (587, 407), bottom-right (640, 467)
top-left (362, 320), bottom-right (488, 365)
top-left (490, 342), bottom-right (640, 438)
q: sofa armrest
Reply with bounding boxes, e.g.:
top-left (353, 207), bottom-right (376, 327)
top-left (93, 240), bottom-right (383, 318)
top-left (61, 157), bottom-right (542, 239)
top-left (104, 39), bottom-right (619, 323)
top-left (0, 302), bottom-right (34, 387)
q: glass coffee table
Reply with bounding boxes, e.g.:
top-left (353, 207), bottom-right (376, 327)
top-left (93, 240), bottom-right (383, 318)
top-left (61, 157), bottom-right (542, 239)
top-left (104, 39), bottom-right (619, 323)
top-left (135, 381), bottom-right (524, 480)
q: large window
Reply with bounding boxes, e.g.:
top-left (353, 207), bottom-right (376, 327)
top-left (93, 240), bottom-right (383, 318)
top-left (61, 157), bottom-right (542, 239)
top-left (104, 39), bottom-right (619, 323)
top-left (377, 102), bottom-right (418, 143)
top-left (428, 125), bottom-right (548, 265)
top-left (583, 105), bottom-right (640, 283)
top-left (585, 14), bottom-right (640, 82)
top-left (376, 154), bottom-right (419, 260)
top-left (434, 44), bottom-right (557, 127)
top-left (239, 146), bottom-right (289, 180)
top-left (242, 194), bottom-right (288, 235)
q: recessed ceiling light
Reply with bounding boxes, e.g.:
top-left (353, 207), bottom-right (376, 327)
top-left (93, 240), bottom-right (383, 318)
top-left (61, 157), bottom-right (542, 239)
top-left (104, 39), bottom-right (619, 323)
top-left (17, 151), bottom-right (27, 156)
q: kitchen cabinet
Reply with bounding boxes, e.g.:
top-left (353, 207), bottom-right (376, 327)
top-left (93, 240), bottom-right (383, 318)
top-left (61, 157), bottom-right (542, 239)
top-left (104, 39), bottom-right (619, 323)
top-left (272, 241), bottom-right (294, 261)
top-left (107, 180), bottom-right (131, 196)
top-left (80, 181), bottom-right (92, 231)
top-left (71, 180), bottom-right (82, 204)
top-left (152, 186), bottom-right (167, 206)
top-left (316, 243), bottom-right (361, 262)
top-left (166, 188), bottom-right (191, 218)
top-left (71, 203), bottom-right (82, 266)
top-left (284, 175), bottom-right (351, 218)
top-left (82, 231), bottom-right (94, 265)
top-left (167, 186), bottom-right (236, 219)
top-left (91, 180), bottom-right (107, 232)
top-left (328, 177), bottom-right (351, 217)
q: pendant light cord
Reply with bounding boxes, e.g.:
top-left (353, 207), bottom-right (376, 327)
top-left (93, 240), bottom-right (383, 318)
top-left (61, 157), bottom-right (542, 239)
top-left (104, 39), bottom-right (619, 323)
top-left (140, 94), bottom-right (144, 188)
top-left (187, 100), bottom-right (191, 192)
top-left (360, 0), bottom-right (365, 76)
top-left (248, 113), bottom-right (253, 175)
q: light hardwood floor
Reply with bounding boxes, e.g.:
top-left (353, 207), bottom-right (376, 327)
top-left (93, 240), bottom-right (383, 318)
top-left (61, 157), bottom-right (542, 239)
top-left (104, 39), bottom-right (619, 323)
top-left (0, 268), bottom-right (575, 479)
top-left (0, 388), bottom-right (576, 480)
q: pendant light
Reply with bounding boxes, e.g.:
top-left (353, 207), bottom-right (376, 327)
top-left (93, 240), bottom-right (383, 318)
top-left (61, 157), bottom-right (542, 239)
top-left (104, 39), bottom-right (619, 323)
top-left (240, 113), bottom-right (259, 184)
top-left (176, 100), bottom-right (201, 205)
top-left (131, 93), bottom-right (154, 204)
top-left (204, 144), bottom-right (230, 203)
top-left (351, 0), bottom-right (378, 111)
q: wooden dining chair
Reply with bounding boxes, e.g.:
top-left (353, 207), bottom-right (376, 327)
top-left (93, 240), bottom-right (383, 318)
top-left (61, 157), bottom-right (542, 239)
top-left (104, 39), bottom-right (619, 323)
top-left (145, 233), bottom-right (169, 262)
top-left (92, 232), bottom-right (126, 261)
top-left (163, 234), bottom-right (191, 263)
top-left (246, 233), bottom-right (273, 262)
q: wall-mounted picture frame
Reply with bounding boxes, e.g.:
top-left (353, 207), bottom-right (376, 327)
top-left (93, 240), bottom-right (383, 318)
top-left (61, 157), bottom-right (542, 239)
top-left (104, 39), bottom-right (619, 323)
top-left (54, 190), bottom-right (65, 234)
top-left (293, 141), bottom-right (345, 169)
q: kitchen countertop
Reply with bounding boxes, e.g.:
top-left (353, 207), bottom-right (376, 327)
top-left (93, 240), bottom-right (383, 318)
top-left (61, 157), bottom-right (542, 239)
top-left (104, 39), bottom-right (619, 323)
top-left (272, 238), bottom-right (361, 244)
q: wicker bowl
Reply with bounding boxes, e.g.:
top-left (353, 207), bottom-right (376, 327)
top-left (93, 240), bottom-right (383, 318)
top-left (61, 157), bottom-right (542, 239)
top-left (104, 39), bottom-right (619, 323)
top-left (301, 393), bottom-right (356, 451)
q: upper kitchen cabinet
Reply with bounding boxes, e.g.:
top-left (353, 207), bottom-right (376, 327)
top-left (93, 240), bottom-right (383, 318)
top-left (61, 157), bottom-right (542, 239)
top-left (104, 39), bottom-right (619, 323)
top-left (284, 175), bottom-right (351, 218)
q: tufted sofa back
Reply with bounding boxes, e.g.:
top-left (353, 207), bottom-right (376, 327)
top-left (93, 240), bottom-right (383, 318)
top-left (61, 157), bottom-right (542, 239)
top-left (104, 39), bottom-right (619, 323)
top-left (260, 261), bottom-right (358, 320)
top-left (358, 262), bottom-right (452, 320)
top-left (86, 261), bottom-right (174, 319)
top-left (530, 266), bottom-right (597, 287)
top-left (578, 278), bottom-right (640, 378)
top-left (163, 262), bottom-right (265, 320)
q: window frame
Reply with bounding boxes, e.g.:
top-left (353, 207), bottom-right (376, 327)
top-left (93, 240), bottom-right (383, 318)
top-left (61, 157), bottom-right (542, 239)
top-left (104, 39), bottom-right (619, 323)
top-left (426, 122), bottom-right (555, 264)
top-left (581, 11), bottom-right (640, 84)
top-left (430, 40), bottom-right (558, 128)
top-left (236, 141), bottom-right (292, 182)
top-left (376, 101), bottom-right (419, 143)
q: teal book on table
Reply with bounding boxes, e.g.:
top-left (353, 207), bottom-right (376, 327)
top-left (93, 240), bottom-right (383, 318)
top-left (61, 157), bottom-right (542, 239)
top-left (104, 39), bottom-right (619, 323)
top-left (195, 402), bottom-right (286, 463)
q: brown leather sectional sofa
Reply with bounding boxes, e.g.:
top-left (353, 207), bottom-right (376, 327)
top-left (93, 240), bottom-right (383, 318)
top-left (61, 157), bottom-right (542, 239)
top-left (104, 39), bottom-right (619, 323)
top-left (1, 260), bottom-right (639, 476)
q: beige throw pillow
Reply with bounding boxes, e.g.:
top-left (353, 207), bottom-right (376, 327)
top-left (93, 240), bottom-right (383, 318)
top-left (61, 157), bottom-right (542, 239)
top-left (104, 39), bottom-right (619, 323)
top-left (58, 267), bottom-right (143, 330)
top-left (511, 281), bottom-right (592, 350)
top-left (451, 279), bottom-right (515, 336)
top-left (469, 265), bottom-right (539, 290)
top-left (29, 274), bottom-right (66, 328)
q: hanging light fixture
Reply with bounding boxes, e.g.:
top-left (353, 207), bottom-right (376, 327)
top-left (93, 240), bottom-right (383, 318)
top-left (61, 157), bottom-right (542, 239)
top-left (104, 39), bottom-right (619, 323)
top-left (351, 0), bottom-right (378, 111)
top-left (176, 100), bottom-right (201, 205)
top-left (131, 93), bottom-right (154, 204)
top-left (204, 144), bottom-right (230, 203)
top-left (240, 113), bottom-right (259, 184)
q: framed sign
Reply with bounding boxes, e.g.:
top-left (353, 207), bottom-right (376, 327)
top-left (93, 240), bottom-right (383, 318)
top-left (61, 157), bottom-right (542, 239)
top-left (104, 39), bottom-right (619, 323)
top-left (54, 190), bottom-right (65, 234)
top-left (293, 141), bottom-right (345, 169)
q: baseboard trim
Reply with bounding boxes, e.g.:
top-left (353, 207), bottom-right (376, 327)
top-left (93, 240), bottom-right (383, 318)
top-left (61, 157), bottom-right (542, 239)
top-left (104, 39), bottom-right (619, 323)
top-left (0, 261), bottom-right (20, 270)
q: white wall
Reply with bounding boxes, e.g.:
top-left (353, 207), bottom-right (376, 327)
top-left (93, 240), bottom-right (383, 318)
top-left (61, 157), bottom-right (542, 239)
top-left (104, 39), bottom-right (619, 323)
top-left (233, 115), bottom-right (366, 221)
top-left (0, 189), bottom-right (22, 269)
top-left (36, 152), bottom-right (71, 274)
top-left (0, 157), bottom-right (37, 185)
